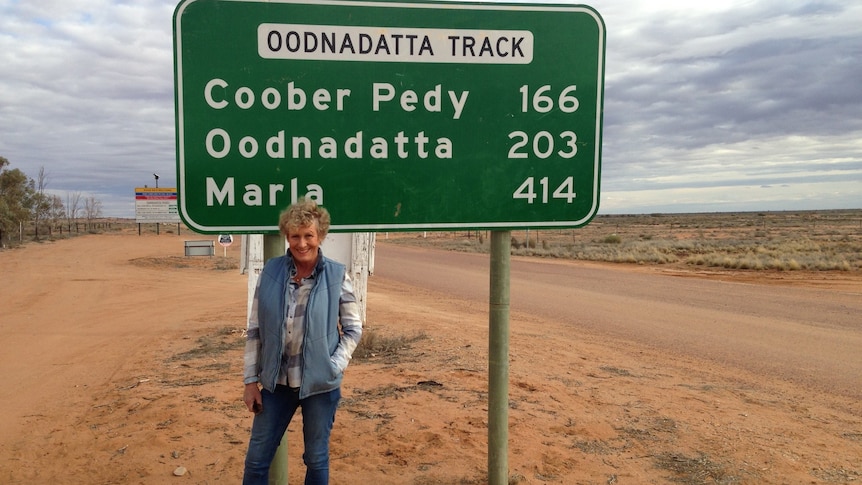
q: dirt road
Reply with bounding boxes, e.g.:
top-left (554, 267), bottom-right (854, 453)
top-left (1, 233), bottom-right (860, 484)
top-left (374, 244), bottom-right (862, 401)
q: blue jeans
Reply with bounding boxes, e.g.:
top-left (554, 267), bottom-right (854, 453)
top-left (243, 386), bottom-right (341, 485)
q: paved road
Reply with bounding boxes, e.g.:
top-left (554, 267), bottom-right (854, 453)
top-left (372, 243), bottom-right (862, 400)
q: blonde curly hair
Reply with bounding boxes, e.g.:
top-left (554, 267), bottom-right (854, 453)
top-left (278, 198), bottom-right (330, 240)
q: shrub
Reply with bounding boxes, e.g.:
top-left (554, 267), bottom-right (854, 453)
top-left (601, 234), bottom-right (622, 244)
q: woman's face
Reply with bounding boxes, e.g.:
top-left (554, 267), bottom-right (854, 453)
top-left (287, 223), bottom-right (321, 267)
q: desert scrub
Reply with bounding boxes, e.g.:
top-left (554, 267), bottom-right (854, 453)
top-left (688, 249), bottom-right (853, 271)
top-left (514, 235), bottom-right (858, 270)
top-left (381, 210), bottom-right (862, 271)
top-left (514, 239), bottom-right (680, 265)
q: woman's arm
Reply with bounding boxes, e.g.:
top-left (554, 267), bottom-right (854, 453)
top-left (331, 273), bottom-right (363, 372)
top-left (243, 276), bottom-right (263, 385)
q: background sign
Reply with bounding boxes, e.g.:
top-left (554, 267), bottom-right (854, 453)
top-left (174, 0), bottom-right (605, 234)
top-left (135, 187), bottom-right (180, 223)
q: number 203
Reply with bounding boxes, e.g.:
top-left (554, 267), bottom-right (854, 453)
top-left (508, 131), bottom-right (577, 159)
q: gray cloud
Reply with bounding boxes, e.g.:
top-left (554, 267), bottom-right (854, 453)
top-left (0, 0), bottom-right (176, 215)
top-left (0, 0), bottom-right (859, 217)
top-left (598, 0), bottom-right (861, 212)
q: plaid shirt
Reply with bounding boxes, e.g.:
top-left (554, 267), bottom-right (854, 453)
top-left (280, 275), bottom-right (311, 387)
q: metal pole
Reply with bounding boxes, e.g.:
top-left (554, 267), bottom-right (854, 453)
top-left (262, 233), bottom-right (289, 485)
top-left (488, 230), bottom-right (511, 484)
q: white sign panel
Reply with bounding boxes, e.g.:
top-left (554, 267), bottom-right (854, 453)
top-left (135, 187), bottom-right (181, 223)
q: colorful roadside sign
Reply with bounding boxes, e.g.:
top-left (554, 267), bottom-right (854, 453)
top-left (134, 187), bottom-right (181, 223)
top-left (173, 0), bottom-right (605, 234)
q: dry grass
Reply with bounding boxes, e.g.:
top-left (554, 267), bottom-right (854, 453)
top-left (380, 210), bottom-right (862, 272)
top-left (168, 326), bottom-right (246, 362)
top-left (352, 326), bottom-right (428, 362)
top-left (652, 452), bottom-right (740, 484)
top-left (129, 255), bottom-right (239, 271)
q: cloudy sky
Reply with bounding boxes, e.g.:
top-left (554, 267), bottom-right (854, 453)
top-left (1, 0), bottom-right (860, 218)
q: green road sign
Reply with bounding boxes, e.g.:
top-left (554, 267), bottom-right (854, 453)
top-left (174, 0), bottom-right (605, 234)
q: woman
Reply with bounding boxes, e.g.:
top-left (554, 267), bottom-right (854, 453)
top-left (242, 199), bottom-right (363, 485)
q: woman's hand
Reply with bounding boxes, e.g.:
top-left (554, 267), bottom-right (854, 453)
top-left (244, 382), bottom-right (263, 414)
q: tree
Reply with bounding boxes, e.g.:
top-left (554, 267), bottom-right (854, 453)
top-left (50, 195), bottom-right (65, 235)
top-left (0, 156), bottom-right (7, 244)
top-left (65, 191), bottom-right (82, 232)
top-left (84, 195), bottom-right (102, 230)
top-left (0, 157), bottom-right (35, 245)
top-left (32, 166), bottom-right (52, 240)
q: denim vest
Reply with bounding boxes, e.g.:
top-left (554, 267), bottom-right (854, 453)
top-left (256, 251), bottom-right (346, 399)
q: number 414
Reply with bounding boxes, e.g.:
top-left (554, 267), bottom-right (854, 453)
top-left (513, 176), bottom-right (576, 204)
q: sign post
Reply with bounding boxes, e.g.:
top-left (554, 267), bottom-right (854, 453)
top-left (218, 233), bottom-right (233, 257)
top-left (488, 230), bottom-right (511, 483)
top-left (174, 1), bottom-right (605, 483)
